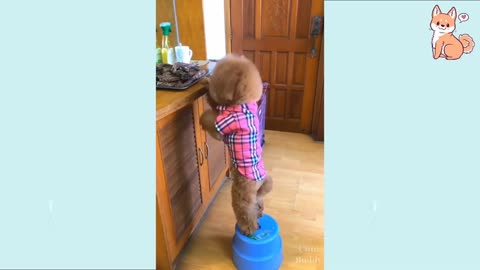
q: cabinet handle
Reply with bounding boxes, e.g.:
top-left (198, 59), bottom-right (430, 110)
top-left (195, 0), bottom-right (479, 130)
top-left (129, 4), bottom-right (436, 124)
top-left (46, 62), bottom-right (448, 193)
top-left (198, 147), bottom-right (205, 166)
top-left (204, 142), bottom-right (209, 159)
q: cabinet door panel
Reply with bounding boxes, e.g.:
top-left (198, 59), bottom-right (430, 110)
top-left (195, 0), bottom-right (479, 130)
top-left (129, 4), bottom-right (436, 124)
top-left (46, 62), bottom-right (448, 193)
top-left (202, 96), bottom-right (229, 190)
top-left (206, 137), bottom-right (227, 188)
top-left (158, 105), bottom-right (202, 242)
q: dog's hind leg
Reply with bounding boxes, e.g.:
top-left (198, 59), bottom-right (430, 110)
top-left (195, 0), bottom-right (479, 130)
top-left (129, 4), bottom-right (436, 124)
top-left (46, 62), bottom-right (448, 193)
top-left (256, 175), bottom-right (273, 218)
top-left (231, 175), bottom-right (260, 236)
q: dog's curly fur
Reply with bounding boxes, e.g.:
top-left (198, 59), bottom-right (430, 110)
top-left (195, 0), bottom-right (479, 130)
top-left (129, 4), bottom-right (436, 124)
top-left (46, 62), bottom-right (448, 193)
top-left (199, 54), bottom-right (273, 235)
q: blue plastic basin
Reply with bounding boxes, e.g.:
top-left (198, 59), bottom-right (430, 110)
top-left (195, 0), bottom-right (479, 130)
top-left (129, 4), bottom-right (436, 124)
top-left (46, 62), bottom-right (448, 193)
top-left (232, 214), bottom-right (283, 270)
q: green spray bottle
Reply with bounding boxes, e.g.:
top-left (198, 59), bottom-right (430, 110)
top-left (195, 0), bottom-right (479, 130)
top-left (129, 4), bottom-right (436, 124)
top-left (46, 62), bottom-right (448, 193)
top-left (160, 22), bottom-right (174, 64)
top-left (156, 28), bottom-right (162, 65)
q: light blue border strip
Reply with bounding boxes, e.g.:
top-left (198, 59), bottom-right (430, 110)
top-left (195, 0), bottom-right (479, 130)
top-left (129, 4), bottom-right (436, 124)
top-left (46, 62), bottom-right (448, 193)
top-left (325, 1), bottom-right (480, 269)
top-left (0, 1), bottom-right (155, 269)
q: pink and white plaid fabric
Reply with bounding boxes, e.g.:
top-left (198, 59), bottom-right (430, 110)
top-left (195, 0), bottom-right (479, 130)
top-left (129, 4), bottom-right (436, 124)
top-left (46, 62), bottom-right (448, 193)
top-left (215, 102), bottom-right (266, 181)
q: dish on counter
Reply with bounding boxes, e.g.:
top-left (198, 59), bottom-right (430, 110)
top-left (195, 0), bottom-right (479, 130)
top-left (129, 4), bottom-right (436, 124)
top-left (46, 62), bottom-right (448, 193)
top-left (156, 62), bottom-right (208, 90)
top-left (190, 60), bottom-right (209, 67)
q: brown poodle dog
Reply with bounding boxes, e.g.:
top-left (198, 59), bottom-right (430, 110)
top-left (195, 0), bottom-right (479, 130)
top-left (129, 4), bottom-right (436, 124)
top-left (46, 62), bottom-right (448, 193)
top-left (200, 54), bottom-right (273, 235)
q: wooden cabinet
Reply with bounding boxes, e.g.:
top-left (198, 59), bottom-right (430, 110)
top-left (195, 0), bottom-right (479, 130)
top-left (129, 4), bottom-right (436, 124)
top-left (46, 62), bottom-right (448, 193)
top-left (156, 93), bottom-right (229, 270)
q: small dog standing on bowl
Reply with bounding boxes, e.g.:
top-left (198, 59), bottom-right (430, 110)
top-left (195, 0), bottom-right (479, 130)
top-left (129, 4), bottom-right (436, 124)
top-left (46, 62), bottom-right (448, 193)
top-left (200, 54), bottom-right (273, 236)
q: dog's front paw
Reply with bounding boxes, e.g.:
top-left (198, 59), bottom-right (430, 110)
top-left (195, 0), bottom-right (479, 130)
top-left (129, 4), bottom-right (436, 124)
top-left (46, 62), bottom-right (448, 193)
top-left (200, 110), bottom-right (216, 129)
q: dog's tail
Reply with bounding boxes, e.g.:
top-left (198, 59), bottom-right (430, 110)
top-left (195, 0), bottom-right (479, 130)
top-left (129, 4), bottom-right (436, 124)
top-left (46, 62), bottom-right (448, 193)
top-left (459, 34), bottom-right (475, 54)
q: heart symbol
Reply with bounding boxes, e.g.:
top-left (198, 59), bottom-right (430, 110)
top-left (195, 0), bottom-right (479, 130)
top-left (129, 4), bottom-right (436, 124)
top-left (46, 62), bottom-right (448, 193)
top-left (461, 14), bottom-right (467, 19)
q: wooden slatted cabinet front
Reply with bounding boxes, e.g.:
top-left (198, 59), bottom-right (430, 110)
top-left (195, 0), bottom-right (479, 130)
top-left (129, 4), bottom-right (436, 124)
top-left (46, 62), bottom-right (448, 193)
top-left (156, 94), bottom-right (229, 270)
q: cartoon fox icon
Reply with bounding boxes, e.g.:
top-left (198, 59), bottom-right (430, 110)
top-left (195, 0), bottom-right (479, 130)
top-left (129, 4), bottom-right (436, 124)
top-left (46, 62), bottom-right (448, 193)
top-left (430, 5), bottom-right (474, 60)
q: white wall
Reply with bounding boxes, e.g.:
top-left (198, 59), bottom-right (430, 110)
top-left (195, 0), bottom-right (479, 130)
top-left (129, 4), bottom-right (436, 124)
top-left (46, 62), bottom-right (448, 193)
top-left (202, 0), bottom-right (227, 60)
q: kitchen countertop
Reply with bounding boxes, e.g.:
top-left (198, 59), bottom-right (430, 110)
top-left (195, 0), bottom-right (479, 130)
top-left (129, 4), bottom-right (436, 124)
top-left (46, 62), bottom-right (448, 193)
top-left (156, 81), bottom-right (208, 120)
top-left (156, 61), bottom-right (215, 121)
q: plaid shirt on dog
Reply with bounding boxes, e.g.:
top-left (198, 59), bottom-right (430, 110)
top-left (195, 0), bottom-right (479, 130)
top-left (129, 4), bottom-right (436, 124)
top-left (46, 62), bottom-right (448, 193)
top-left (215, 102), bottom-right (266, 181)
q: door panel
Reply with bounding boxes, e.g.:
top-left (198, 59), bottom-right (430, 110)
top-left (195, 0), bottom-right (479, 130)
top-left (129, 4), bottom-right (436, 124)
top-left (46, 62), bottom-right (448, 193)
top-left (261, 0), bottom-right (291, 38)
top-left (196, 95), bottom-right (229, 201)
top-left (157, 105), bottom-right (203, 242)
top-left (202, 96), bottom-right (228, 190)
top-left (231, 0), bottom-right (323, 133)
top-left (206, 136), bottom-right (227, 189)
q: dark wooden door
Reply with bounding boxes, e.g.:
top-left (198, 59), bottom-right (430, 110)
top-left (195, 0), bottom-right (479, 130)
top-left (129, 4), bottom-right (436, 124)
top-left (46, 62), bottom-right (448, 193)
top-left (231, 0), bottom-right (323, 133)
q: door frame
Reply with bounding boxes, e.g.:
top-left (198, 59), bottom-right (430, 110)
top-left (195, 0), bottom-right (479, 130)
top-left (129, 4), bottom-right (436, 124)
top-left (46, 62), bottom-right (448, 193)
top-left (224, 0), bottom-right (232, 54)
top-left (311, 35), bottom-right (324, 141)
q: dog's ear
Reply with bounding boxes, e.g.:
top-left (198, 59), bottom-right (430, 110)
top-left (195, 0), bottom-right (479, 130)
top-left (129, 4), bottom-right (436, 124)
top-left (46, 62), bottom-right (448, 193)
top-left (432, 5), bottom-right (441, 17)
top-left (447, 7), bottom-right (456, 20)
